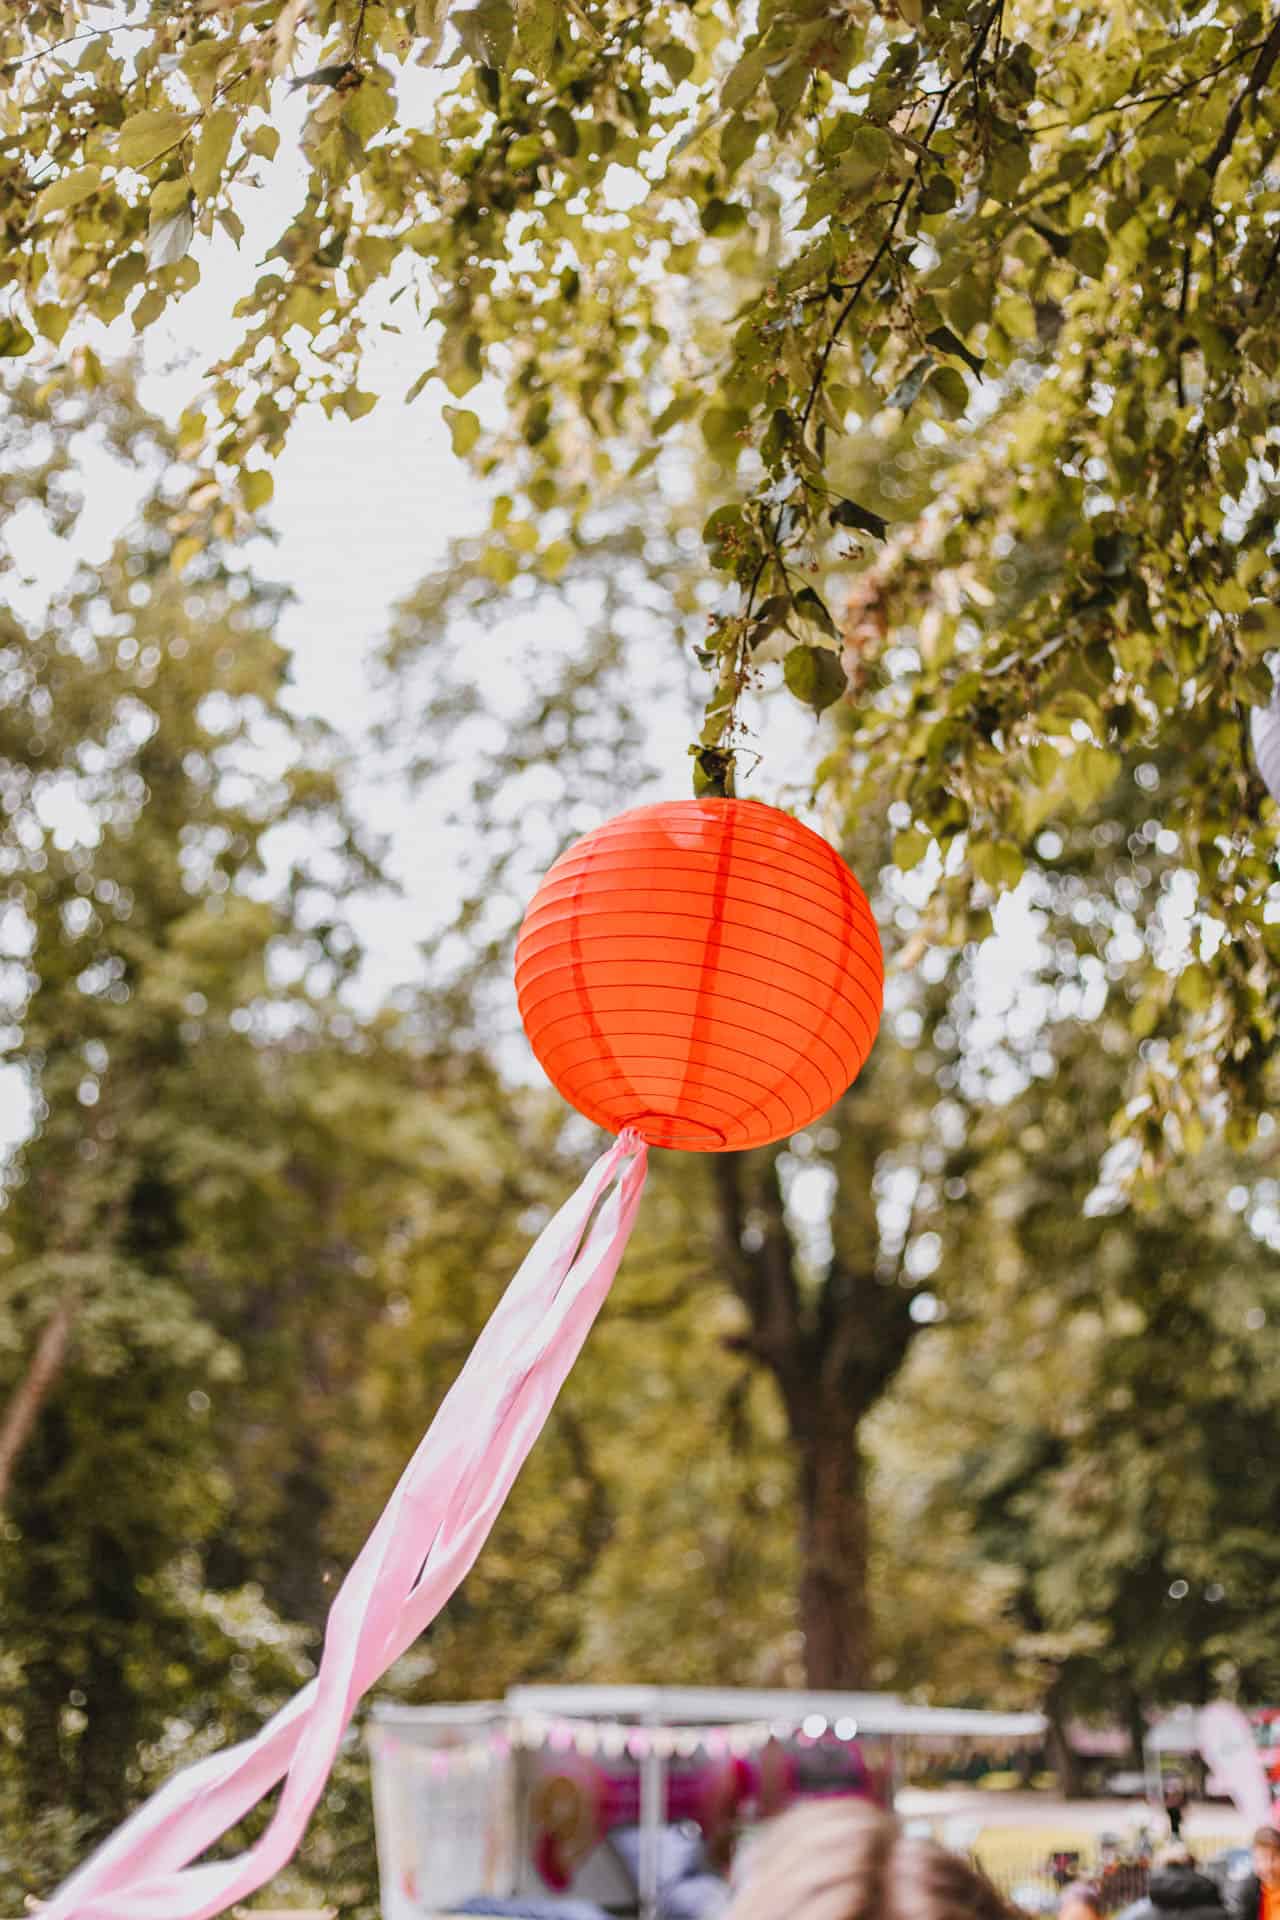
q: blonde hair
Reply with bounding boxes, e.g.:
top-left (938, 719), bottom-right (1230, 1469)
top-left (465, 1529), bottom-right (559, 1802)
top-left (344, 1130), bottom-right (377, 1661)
top-left (1057, 1887), bottom-right (1104, 1920)
top-left (725, 1800), bottom-right (1019, 1920)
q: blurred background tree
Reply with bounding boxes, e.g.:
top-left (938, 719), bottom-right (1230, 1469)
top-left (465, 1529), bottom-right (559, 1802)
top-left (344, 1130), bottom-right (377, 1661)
top-left (3, 0), bottom-right (1280, 1902)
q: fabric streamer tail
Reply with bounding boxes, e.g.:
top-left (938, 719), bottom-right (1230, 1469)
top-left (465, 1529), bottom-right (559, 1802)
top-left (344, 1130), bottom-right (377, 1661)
top-left (42, 1130), bottom-right (649, 1920)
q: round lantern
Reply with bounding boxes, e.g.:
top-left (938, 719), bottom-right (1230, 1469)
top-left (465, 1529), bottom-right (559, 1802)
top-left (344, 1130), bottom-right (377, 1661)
top-left (1252, 693), bottom-right (1280, 805)
top-left (514, 798), bottom-right (883, 1152)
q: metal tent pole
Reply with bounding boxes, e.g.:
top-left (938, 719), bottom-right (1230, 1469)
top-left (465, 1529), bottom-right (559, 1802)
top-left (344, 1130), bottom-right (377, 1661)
top-left (638, 1718), bottom-right (666, 1920)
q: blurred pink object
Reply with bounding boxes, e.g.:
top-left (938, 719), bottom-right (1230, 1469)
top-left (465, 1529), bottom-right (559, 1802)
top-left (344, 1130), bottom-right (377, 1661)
top-left (1198, 1701), bottom-right (1274, 1827)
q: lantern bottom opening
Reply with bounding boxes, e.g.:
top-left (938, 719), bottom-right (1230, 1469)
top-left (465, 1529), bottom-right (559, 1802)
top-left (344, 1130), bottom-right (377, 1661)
top-left (625, 1112), bottom-right (728, 1151)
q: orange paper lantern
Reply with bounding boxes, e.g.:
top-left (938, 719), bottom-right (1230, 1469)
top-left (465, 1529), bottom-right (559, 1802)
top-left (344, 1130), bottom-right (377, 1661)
top-left (514, 798), bottom-right (883, 1152)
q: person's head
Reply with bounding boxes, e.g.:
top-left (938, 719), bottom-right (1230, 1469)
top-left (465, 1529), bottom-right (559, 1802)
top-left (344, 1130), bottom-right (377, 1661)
top-left (1251, 1827), bottom-right (1280, 1889)
top-left (723, 1800), bottom-right (1018, 1920)
top-left (1057, 1881), bottom-right (1105, 1920)
top-left (1152, 1847), bottom-right (1196, 1872)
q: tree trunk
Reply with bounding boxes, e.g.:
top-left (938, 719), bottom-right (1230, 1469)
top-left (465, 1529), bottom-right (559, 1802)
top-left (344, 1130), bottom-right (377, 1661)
top-left (1125, 1687), bottom-right (1148, 1773)
top-left (789, 1395), bottom-right (875, 1688)
top-left (0, 1284), bottom-right (78, 1511)
top-left (709, 1150), bottom-right (904, 1693)
top-left (1045, 1681), bottom-right (1086, 1798)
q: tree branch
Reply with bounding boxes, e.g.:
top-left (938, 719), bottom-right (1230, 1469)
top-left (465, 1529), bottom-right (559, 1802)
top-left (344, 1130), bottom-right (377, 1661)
top-left (710, 1152), bottom-right (801, 1370)
top-left (798, 0), bottom-right (1001, 440)
top-left (1203, 10), bottom-right (1280, 184)
top-left (1033, 40), bottom-right (1269, 134)
top-left (1, 26), bottom-right (122, 75)
top-left (0, 1284), bottom-right (79, 1511)
top-left (1253, 221), bottom-right (1280, 305)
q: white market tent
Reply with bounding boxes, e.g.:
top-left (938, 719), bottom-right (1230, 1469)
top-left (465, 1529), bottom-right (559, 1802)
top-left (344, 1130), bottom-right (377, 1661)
top-left (369, 1686), bottom-right (1047, 1920)
top-left (505, 1685), bottom-right (1047, 1743)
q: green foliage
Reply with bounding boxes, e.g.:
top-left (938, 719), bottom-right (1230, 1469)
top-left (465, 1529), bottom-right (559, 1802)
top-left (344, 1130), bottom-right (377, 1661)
top-left (4, 0), bottom-right (1274, 1151)
top-left (0, 361), bottom-right (382, 1899)
top-left (874, 1015), bottom-right (1280, 1726)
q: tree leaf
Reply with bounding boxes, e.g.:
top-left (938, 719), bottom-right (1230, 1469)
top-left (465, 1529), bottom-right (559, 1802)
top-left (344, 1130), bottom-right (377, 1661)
top-left (1069, 228), bottom-right (1109, 280)
top-left (515, 0), bottom-right (558, 75)
top-left (792, 586), bottom-right (838, 638)
top-left (830, 498), bottom-right (889, 540)
top-left (918, 168), bottom-right (957, 216)
top-left (0, 317), bottom-right (34, 358)
top-left (452, 0), bottom-right (515, 66)
top-left (888, 356), bottom-right (933, 414)
top-left (114, 108), bottom-right (192, 170)
top-left (893, 828), bottom-right (931, 870)
top-left (241, 468), bottom-right (274, 511)
top-left (652, 389), bottom-right (698, 434)
top-left (343, 81), bottom-right (397, 153)
top-left (148, 200), bottom-right (195, 269)
top-left (443, 405), bottom-right (481, 456)
top-left (720, 43), bottom-right (769, 115)
top-left (784, 644), bottom-right (846, 712)
top-left (925, 365), bottom-right (969, 420)
top-left (1065, 745), bottom-right (1120, 811)
top-left (700, 197), bottom-right (747, 236)
top-left (748, 594), bottom-right (792, 647)
top-left (924, 325), bottom-right (985, 377)
top-left (34, 165), bottom-right (102, 218)
top-left (191, 108), bottom-right (236, 200)
top-left (414, 0), bottom-right (456, 59)
top-left (170, 533), bottom-right (204, 576)
top-left (657, 42), bottom-right (695, 84)
top-left (150, 177), bottom-right (192, 222)
top-left (1175, 963), bottom-right (1214, 1015)
top-left (720, 114), bottom-right (759, 176)
top-left (970, 841), bottom-right (1024, 891)
top-left (546, 105), bottom-right (578, 157)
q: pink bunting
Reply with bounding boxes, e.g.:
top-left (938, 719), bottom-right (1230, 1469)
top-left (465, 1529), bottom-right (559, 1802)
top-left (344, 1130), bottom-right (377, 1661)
top-left (43, 1131), bottom-right (649, 1920)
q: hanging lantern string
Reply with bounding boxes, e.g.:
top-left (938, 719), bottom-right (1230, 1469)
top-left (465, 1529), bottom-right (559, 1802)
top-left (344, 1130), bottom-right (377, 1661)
top-left (380, 1710), bottom-right (866, 1775)
top-left (511, 1711), bottom-right (860, 1759)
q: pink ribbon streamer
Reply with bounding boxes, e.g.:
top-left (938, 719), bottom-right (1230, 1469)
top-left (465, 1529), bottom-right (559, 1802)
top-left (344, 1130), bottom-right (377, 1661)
top-left (43, 1130), bottom-right (649, 1920)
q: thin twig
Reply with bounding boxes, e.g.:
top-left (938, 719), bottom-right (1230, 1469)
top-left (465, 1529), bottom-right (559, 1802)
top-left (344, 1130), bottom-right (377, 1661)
top-left (741, 1), bottom-right (999, 651)
top-left (1175, 246), bottom-right (1191, 406)
top-left (1032, 40), bottom-right (1266, 133)
top-left (1253, 222), bottom-right (1280, 304)
top-left (0, 1284), bottom-right (80, 1512)
top-left (0, 25), bottom-right (126, 74)
top-left (1203, 8), bottom-right (1280, 184)
top-left (798, 0), bottom-right (997, 441)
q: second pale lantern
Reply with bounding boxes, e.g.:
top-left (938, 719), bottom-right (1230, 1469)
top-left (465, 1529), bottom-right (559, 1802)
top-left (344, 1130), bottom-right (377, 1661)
top-left (1252, 692), bottom-right (1280, 805)
top-left (514, 798), bottom-right (883, 1152)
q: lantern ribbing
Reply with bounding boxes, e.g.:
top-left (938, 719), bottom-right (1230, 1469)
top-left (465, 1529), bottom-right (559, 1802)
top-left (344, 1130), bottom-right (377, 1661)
top-left (515, 799), bottom-right (884, 1152)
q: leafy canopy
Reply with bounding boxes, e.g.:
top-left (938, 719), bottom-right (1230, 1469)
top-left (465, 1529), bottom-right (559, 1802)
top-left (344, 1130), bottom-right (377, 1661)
top-left (4, 0), bottom-right (1280, 1148)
